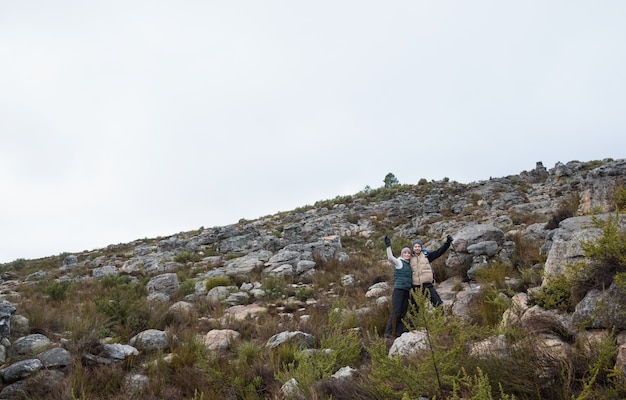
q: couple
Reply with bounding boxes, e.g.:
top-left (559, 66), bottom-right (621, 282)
top-left (383, 234), bottom-right (453, 338)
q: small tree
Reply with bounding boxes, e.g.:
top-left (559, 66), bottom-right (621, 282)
top-left (384, 173), bottom-right (399, 188)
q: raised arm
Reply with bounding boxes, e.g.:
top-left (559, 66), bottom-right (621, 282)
top-left (427, 235), bottom-right (454, 262)
top-left (385, 235), bottom-right (403, 269)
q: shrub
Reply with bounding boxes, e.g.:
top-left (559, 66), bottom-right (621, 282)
top-left (44, 281), bottom-right (71, 301)
top-left (473, 262), bottom-right (513, 290)
top-left (274, 304), bottom-right (362, 396)
top-left (261, 276), bottom-right (288, 300)
top-left (295, 286), bottom-right (314, 301)
top-left (510, 210), bottom-right (546, 226)
top-left (346, 213), bottom-right (359, 224)
top-left (510, 233), bottom-right (545, 271)
top-left (9, 258), bottom-right (27, 270)
top-left (518, 265), bottom-right (543, 290)
top-left (470, 286), bottom-right (512, 327)
top-left (178, 279), bottom-right (196, 297)
top-left (581, 213), bottom-right (626, 274)
top-left (613, 184), bottom-right (626, 211)
top-left (533, 213), bottom-right (626, 313)
top-left (545, 193), bottom-right (579, 229)
top-left (205, 276), bottom-right (231, 292)
top-left (531, 273), bottom-right (575, 312)
top-left (174, 251), bottom-right (202, 264)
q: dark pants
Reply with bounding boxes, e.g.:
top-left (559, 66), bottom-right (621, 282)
top-left (410, 283), bottom-right (443, 311)
top-left (384, 288), bottom-right (410, 337)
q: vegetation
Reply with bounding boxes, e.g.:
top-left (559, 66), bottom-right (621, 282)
top-left (532, 213), bottom-right (626, 314)
top-left (383, 172), bottom-right (400, 188)
top-left (545, 192), bottom-right (580, 230)
top-left (1, 159), bottom-right (625, 399)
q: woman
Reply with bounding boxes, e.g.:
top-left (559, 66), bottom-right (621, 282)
top-left (383, 235), bottom-right (413, 338)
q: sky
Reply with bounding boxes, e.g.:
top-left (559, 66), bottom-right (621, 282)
top-left (1, 1), bottom-right (625, 263)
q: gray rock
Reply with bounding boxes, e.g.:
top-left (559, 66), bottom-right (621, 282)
top-left (388, 330), bottom-right (429, 357)
top-left (519, 305), bottom-right (577, 338)
top-left (92, 265), bottom-right (119, 279)
top-left (38, 347), bottom-right (72, 368)
top-left (466, 241), bottom-right (499, 257)
top-left (266, 264), bottom-right (295, 277)
top-left (158, 237), bottom-right (184, 252)
top-left (63, 255), bottom-right (78, 267)
top-left (468, 334), bottom-right (511, 359)
top-left (146, 273), bottom-right (179, 298)
top-left (332, 366), bottom-right (357, 380)
top-left (203, 329), bottom-right (241, 351)
top-left (266, 331), bottom-right (315, 349)
top-left (25, 270), bottom-right (48, 281)
top-left (451, 224), bottom-right (505, 252)
top-left (223, 250), bottom-right (271, 276)
top-left (0, 358), bottom-right (44, 383)
top-left (265, 251), bottom-right (301, 269)
top-left (9, 315), bottom-right (29, 338)
top-left (129, 329), bottom-right (169, 352)
top-left (543, 214), bottom-right (626, 278)
top-left (365, 282), bottom-right (389, 299)
top-left (295, 260), bottom-right (316, 274)
top-left (572, 283), bottom-right (626, 330)
top-left (147, 292), bottom-right (171, 302)
top-left (451, 283), bottom-right (484, 323)
top-left (0, 381), bottom-right (25, 399)
top-left (168, 301), bottom-right (195, 316)
top-left (0, 301), bottom-right (16, 340)
top-left (13, 333), bottom-right (51, 355)
top-left (281, 378), bottom-right (306, 400)
top-left (225, 292), bottom-right (250, 306)
top-left (102, 343), bottom-right (139, 360)
top-left (207, 286), bottom-right (235, 303)
top-left (579, 158), bottom-right (626, 214)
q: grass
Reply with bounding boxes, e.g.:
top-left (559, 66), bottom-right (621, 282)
top-left (2, 160), bottom-right (625, 399)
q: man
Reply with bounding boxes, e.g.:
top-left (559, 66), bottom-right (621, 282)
top-left (410, 235), bottom-right (453, 309)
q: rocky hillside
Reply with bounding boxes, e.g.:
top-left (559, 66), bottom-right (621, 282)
top-left (0, 158), bottom-right (625, 399)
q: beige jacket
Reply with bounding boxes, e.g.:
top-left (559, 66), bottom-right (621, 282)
top-left (410, 253), bottom-right (434, 285)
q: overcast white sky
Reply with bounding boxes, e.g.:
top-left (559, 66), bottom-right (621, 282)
top-left (1, 1), bottom-right (625, 263)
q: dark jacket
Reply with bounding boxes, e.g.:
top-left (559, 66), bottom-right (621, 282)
top-left (386, 247), bottom-right (412, 290)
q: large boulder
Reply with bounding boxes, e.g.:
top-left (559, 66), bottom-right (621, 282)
top-left (446, 224), bottom-right (506, 278)
top-left (146, 273), bottom-right (179, 299)
top-left (579, 159), bottom-right (626, 214)
top-left (572, 283), bottom-right (626, 330)
top-left (544, 214), bottom-right (626, 278)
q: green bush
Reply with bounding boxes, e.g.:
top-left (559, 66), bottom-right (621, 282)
top-left (534, 213), bottom-right (626, 313)
top-left (275, 304), bottom-right (362, 396)
top-left (614, 185), bottom-right (626, 211)
top-left (470, 286), bottom-right (512, 327)
top-left (295, 286), bottom-right (314, 301)
top-left (531, 273), bottom-right (575, 312)
top-left (178, 279), bottom-right (196, 296)
top-left (261, 276), bottom-right (288, 300)
top-left (205, 276), bottom-right (231, 292)
top-left (174, 250), bottom-right (202, 264)
top-left (43, 281), bottom-right (71, 301)
top-left (581, 214), bottom-right (626, 274)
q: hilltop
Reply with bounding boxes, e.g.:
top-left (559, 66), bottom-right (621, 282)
top-left (0, 157), bottom-right (625, 399)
